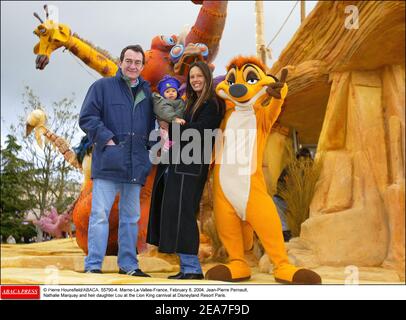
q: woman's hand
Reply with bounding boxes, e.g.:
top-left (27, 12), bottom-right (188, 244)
top-left (174, 118), bottom-right (186, 125)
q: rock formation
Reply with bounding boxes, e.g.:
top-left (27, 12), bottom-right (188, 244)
top-left (268, 1), bottom-right (405, 280)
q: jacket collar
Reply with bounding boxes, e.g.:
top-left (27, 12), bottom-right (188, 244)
top-left (115, 68), bottom-right (145, 88)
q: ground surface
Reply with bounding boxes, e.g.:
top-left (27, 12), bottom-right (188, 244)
top-left (1, 239), bottom-right (403, 285)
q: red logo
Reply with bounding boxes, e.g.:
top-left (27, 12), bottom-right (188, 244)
top-left (1, 286), bottom-right (40, 300)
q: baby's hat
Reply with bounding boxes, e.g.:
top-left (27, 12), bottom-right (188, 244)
top-left (157, 75), bottom-right (181, 97)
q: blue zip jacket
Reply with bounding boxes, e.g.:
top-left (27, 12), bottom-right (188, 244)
top-left (79, 69), bottom-right (155, 185)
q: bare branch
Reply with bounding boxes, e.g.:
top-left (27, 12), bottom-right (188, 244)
top-left (12, 86), bottom-right (82, 220)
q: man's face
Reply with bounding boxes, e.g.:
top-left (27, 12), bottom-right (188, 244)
top-left (120, 49), bottom-right (144, 82)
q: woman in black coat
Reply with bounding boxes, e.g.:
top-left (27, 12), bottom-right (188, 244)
top-left (147, 61), bottom-right (224, 279)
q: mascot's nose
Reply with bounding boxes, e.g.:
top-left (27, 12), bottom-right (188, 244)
top-left (229, 84), bottom-right (248, 98)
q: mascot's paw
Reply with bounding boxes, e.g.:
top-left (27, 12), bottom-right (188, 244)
top-left (275, 268), bottom-right (322, 285)
top-left (205, 264), bottom-right (251, 282)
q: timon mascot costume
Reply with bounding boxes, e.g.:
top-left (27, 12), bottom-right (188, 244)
top-left (206, 56), bottom-right (322, 284)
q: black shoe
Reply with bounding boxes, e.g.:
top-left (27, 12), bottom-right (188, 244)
top-left (168, 272), bottom-right (204, 280)
top-left (168, 272), bottom-right (183, 279)
top-left (283, 230), bottom-right (292, 242)
top-left (85, 269), bottom-right (102, 274)
top-left (119, 268), bottom-right (151, 277)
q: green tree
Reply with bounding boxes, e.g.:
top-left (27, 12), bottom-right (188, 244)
top-left (0, 134), bottom-right (37, 242)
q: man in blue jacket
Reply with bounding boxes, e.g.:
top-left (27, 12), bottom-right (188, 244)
top-left (79, 45), bottom-right (154, 276)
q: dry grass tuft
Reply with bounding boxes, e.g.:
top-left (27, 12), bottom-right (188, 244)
top-left (279, 146), bottom-right (323, 237)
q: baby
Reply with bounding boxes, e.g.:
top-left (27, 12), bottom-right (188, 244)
top-left (153, 75), bottom-right (186, 152)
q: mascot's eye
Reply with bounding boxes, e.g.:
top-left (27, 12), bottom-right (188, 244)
top-left (246, 71), bottom-right (259, 85)
top-left (163, 36), bottom-right (175, 46)
top-left (195, 43), bottom-right (209, 59)
top-left (170, 44), bottom-right (184, 62)
top-left (227, 73), bottom-right (235, 86)
top-left (247, 79), bottom-right (258, 84)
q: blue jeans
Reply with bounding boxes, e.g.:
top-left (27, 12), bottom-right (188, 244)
top-left (85, 178), bottom-right (141, 272)
top-left (273, 195), bottom-right (289, 231)
top-left (179, 254), bottom-right (202, 274)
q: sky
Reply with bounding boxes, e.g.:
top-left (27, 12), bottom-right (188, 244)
top-left (1, 0), bottom-right (317, 148)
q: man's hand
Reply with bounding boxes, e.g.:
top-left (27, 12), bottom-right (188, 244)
top-left (106, 139), bottom-right (116, 146)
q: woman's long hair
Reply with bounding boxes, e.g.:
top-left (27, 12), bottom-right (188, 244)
top-left (185, 61), bottom-right (224, 119)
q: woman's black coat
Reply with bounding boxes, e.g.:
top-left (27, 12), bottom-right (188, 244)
top-left (147, 97), bottom-right (223, 254)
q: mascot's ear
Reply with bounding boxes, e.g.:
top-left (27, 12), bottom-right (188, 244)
top-left (267, 74), bottom-right (279, 82)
